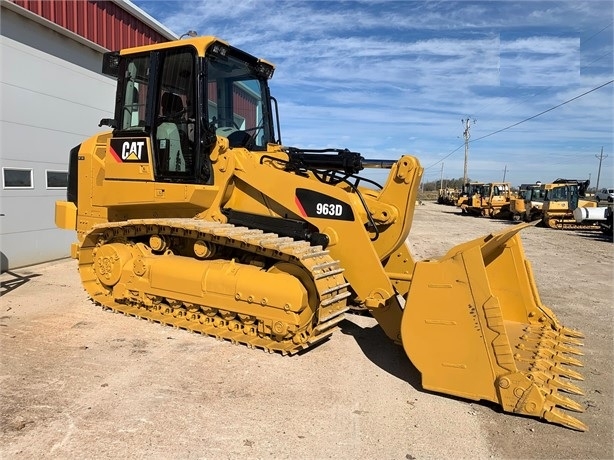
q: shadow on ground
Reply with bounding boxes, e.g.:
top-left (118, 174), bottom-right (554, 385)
top-left (0, 271), bottom-right (42, 296)
top-left (337, 315), bottom-right (524, 421)
top-left (574, 229), bottom-right (613, 243)
top-left (338, 316), bottom-right (421, 389)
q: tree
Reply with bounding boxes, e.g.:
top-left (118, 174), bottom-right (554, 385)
top-left (422, 177), bottom-right (471, 191)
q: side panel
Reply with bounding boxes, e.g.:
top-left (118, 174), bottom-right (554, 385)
top-left (83, 134), bottom-right (219, 218)
top-left (104, 137), bottom-right (155, 181)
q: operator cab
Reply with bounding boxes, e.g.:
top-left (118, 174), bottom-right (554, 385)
top-left (545, 184), bottom-right (580, 210)
top-left (544, 179), bottom-right (589, 210)
top-left (101, 39), bottom-right (277, 184)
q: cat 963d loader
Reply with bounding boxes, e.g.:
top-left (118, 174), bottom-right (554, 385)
top-left (55, 37), bottom-right (586, 431)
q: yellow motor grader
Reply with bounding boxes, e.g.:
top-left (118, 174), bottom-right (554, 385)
top-left (55, 36), bottom-right (586, 431)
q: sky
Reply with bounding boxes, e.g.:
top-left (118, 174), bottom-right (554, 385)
top-left (133, 0), bottom-right (613, 187)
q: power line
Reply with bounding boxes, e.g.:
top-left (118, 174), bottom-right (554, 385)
top-left (424, 144), bottom-right (464, 170)
top-left (424, 79), bottom-right (614, 170)
top-left (583, 21), bottom-right (614, 44)
top-left (470, 80), bottom-right (613, 143)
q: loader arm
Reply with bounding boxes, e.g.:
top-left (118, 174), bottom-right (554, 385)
top-left (224, 148), bottom-right (417, 307)
top-left (362, 156), bottom-right (422, 261)
top-left (220, 150), bottom-right (424, 343)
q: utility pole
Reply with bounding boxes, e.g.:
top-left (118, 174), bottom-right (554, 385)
top-left (440, 162), bottom-right (444, 191)
top-left (502, 164), bottom-right (508, 182)
top-left (595, 146), bottom-right (607, 191)
top-left (461, 118), bottom-right (475, 185)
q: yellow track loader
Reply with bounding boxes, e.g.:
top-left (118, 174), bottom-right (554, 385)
top-left (456, 182), bottom-right (485, 212)
top-left (55, 37), bottom-right (586, 431)
top-left (524, 183), bottom-right (547, 222)
top-left (466, 182), bottom-right (512, 218)
top-left (510, 183), bottom-right (544, 222)
top-left (542, 179), bottom-right (597, 229)
top-left (509, 184), bottom-right (530, 221)
top-left (437, 188), bottom-right (459, 205)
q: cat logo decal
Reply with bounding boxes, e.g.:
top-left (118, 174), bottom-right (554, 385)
top-left (109, 138), bottom-right (149, 163)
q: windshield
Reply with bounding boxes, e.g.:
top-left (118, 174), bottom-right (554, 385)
top-left (205, 52), bottom-right (273, 150)
top-left (529, 187), bottom-right (545, 201)
top-left (547, 184), bottom-right (577, 202)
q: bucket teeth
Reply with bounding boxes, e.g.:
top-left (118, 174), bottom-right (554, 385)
top-left (550, 377), bottom-right (585, 396)
top-left (555, 344), bottom-right (584, 356)
top-left (559, 336), bottom-right (584, 347)
top-left (552, 354), bottom-right (583, 367)
top-left (539, 328), bottom-right (584, 346)
top-left (537, 349), bottom-right (583, 367)
top-left (516, 344), bottom-right (584, 367)
top-left (534, 373), bottom-right (585, 396)
top-left (531, 361), bottom-right (585, 382)
top-left (543, 407), bottom-right (588, 432)
top-left (552, 333), bottom-right (584, 347)
top-left (520, 335), bottom-right (583, 356)
top-left (552, 364), bottom-right (584, 381)
top-left (547, 392), bottom-right (585, 413)
top-left (522, 328), bottom-right (584, 353)
top-left (559, 326), bottom-right (584, 339)
top-left (510, 322), bottom-right (587, 429)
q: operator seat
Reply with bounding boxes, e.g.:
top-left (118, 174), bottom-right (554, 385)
top-left (157, 92), bottom-right (186, 172)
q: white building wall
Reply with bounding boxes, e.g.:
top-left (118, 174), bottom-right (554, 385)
top-left (0, 6), bottom-right (115, 271)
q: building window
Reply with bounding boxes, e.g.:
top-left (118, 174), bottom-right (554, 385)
top-left (46, 170), bottom-right (68, 189)
top-left (3, 168), bottom-right (33, 189)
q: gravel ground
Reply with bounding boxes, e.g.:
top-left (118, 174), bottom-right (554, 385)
top-left (1, 201), bottom-right (612, 459)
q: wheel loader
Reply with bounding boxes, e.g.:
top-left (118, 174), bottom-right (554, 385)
top-left (54, 36), bottom-right (586, 431)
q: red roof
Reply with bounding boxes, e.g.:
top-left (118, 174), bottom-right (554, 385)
top-left (10, 0), bottom-right (172, 50)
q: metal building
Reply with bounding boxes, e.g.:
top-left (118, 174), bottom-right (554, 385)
top-left (0, 0), bottom-right (177, 271)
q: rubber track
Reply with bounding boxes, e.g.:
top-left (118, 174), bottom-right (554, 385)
top-left (79, 218), bottom-right (351, 355)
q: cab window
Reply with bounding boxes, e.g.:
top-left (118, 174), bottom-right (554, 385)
top-left (154, 49), bottom-right (197, 178)
top-left (119, 55), bottom-right (149, 131)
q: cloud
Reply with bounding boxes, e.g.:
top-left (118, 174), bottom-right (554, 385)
top-left (134, 0), bottom-right (613, 185)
